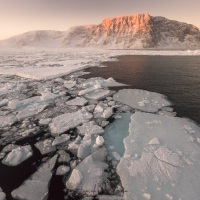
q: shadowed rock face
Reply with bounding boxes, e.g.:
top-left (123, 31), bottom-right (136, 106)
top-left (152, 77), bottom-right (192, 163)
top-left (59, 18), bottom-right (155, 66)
top-left (1, 13), bottom-right (200, 49)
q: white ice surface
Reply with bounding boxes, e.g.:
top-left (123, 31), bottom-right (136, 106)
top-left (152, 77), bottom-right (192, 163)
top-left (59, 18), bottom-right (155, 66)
top-left (52, 134), bottom-right (70, 146)
top-left (77, 121), bottom-right (104, 136)
top-left (1, 48), bottom-right (200, 80)
top-left (113, 89), bottom-right (171, 113)
top-left (66, 97), bottom-right (88, 106)
top-left (2, 145), bottom-right (33, 166)
top-left (117, 112), bottom-right (200, 200)
top-left (35, 139), bottom-right (56, 155)
top-left (0, 115), bottom-right (17, 128)
top-left (0, 187), bottom-right (6, 200)
top-left (66, 148), bottom-right (108, 196)
top-left (12, 155), bottom-right (57, 200)
top-left (49, 109), bottom-right (93, 136)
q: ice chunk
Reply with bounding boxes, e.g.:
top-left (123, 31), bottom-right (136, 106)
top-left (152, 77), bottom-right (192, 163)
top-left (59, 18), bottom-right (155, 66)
top-left (56, 165), bottom-right (70, 175)
top-left (57, 150), bottom-right (71, 163)
top-left (66, 97), bottom-right (88, 106)
top-left (96, 136), bottom-right (104, 146)
top-left (17, 103), bottom-right (48, 120)
top-left (35, 139), bottom-right (56, 155)
top-left (0, 99), bottom-right (8, 107)
top-left (102, 107), bottom-right (113, 119)
top-left (64, 80), bottom-right (76, 89)
top-left (66, 169), bottom-right (82, 190)
top-left (68, 135), bottom-right (81, 151)
top-left (52, 134), bottom-right (70, 146)
top-left (0, 115), bottom-right (17, 128)
top-left (80, 77), bottom-right (126, 88)
top-left (113, 89), bottom-right (171, 113)
top-left (78, 84), bottom-right (101, 96)
top-left (77, 133), bottom-right (98, 159)
top-left (2, 144), bottom-right (20, 153)
top-left (117, 112), bottom-right (200, 200)
top-left (66, 148), bottom-right (108, 195)
top-left (0, 188), bottom-right (6, 200)
top-left (148, 138), bottom-right (160, 145)
top-left (2, 145), bottom-right (33, 166)
top-left (49, 109), bottom-right (93, 136)
top-left (11, 155), bottom-right (57, 200)
top-left (39, 118), bottom-right (52, 125)
top-left (84, 89), bottom-right (115, 101)
top-left (77, 121), bottom-right (104, 136)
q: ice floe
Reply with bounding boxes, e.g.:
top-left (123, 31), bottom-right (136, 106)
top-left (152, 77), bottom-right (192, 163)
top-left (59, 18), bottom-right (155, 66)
top-left (117, 112), bottom-right (200, 200)
top-left (11, 155), bottom-right (57, 200)
top-left (56, 165), bottom-right (70, 175)
top-left (0, 115), bottom-right (17, 128)
top-left (35, 139), bottom-right (56, 155)
top-left (66, 148), bottom-right (108, 195)
top-left (113, 89), bottom-right (171, 113)
top-left (66, 97), bottom-right (88, 106)
top-left (77, 121), bottom-right (104, 136)
top-left (2, 145), bottom-right (33, 166)
top-left (49, 109), bottom-right (93, 136)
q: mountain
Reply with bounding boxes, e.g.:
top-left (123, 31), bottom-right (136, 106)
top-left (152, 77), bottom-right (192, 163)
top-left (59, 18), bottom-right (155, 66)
top-left (1, 13), bottom-right (200, 49)
top-left (0, 30), bottom-right (66, 48)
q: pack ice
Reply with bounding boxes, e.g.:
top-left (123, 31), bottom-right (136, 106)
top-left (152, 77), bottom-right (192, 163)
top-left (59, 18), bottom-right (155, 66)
top-left (11, 155), bottom-right (57, 200)
top-left (117, 112), bottom-right (200, 200)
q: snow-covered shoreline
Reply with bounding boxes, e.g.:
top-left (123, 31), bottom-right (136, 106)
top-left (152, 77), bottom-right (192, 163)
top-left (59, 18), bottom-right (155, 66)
top-left (0, 49), bottom-right (200, 200)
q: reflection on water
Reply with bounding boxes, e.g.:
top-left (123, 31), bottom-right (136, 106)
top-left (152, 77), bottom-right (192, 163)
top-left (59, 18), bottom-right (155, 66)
top-left (83, 55), bottom-right (200, 125)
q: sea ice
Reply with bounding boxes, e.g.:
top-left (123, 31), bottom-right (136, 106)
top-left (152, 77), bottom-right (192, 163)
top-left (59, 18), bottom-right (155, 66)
top-left (11, 155), bottom-right (57, 200)
top-left (66, 148), bottom-right (108, 196)
top-left (77, 121), bottom-right (104, 136)
top-left (35, 139), bottom-right (56, 155)
top-left (17, 103), bottom-right (48, 120)
top-left (117, 112), bottom-right (200, 200)
top-left (84, 89), bottom-right (115, 101)
top-left (0, 188), bottom-right (6, 200)
top-left (49, 109), bottom-right (93, 136)
top-left (56, 165), bottom-right (70, 175)
top-left (0, 115), bottom-right (17, 128)
top-left (66, 97), bottom-right (88, 106)
top-left (64, 80), bottom-right (76, 89)
top-left (113, 89), bottom-right (171, 113)
top-left (39, 118), bottom-right (52, 125)
top-left (102, 107), bottom-right (113, 119)
top-left (52, 134), bottom-right (70, 146)
top-left (2, 145), bottom-right (33, 166)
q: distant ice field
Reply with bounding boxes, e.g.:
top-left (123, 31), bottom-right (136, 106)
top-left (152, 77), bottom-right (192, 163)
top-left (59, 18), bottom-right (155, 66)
top-left (0, 48), bottom-right (200, 80)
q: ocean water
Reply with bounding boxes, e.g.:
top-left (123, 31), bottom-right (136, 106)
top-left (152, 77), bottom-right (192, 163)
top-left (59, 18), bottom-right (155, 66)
top-left (83, 55), bottom-right (200, 125)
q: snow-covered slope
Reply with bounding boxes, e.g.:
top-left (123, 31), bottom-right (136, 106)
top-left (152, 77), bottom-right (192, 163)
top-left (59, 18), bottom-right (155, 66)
top-left (1, 13), bottom-right (200, 49)
top-left (0, 30), bottom-right (66, 48)
top-left (63, 13), bottom-right (200, 49)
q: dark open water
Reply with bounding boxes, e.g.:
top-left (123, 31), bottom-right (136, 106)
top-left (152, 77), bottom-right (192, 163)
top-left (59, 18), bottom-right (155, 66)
top-left (83, 55), bottom-right (200, 125)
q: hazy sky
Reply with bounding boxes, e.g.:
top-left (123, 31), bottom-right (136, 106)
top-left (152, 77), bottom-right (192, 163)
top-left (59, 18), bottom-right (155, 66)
top-left (0, 0), bottom-right (200, 40)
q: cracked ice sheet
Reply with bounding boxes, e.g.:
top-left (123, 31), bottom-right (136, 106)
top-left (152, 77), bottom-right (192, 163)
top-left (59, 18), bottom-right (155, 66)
top-left (113, 89), bottom-right (171, 113)
top-left (117, 112), bottom-right (200, 200)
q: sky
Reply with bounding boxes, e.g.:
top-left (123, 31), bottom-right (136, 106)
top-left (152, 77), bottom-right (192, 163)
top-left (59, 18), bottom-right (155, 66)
top-left (0, 0), bottom-right (200, 40)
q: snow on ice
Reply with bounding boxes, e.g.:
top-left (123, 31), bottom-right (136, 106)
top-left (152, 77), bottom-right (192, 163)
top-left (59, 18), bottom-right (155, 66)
top-left (117, 112), bottom-right (200, 200)
top-left (113, 89), bottom-right (171, 113)
top-left (2, 145), bottom-right (33, 166)
top-left (49, 109), bottom-right (93, 136)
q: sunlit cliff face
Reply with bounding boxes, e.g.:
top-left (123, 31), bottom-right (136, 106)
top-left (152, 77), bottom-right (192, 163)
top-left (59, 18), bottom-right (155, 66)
top-left (94, 13), bottom-right (152, 36)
